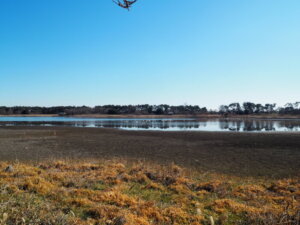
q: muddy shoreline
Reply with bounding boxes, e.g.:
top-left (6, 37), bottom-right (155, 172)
top-left (1, 114), bottom-right (300, 119)
top-left (0, 126), bottom-right (299, 178)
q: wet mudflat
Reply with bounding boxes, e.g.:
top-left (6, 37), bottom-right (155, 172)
top-left (0, 126), bottom-right (299, 178)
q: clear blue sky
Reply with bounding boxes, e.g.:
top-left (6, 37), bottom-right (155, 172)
top-left (0, 0), bottom-right (299, 109)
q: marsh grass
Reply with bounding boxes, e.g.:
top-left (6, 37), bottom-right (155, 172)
top-left (0, 159), bottom-right (299, 225)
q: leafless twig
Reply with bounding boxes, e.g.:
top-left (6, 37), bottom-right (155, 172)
top-left (112, 0), bottom-right (138, 10)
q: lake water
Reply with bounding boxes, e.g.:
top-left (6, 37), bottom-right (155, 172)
top-left (0, 117), bottom-right (300, 132)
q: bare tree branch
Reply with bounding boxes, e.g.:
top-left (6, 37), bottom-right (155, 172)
top-left (112, 0), bottom-right (138, 10)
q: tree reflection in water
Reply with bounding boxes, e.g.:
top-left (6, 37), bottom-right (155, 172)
top-left (0, 118), bottom-right (300, 132)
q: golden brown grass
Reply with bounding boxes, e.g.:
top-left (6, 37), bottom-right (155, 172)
top-left (0, 159), bottom-right (299, 225)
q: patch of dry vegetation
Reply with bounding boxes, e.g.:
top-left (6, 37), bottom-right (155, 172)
top-left (0, 160), bottom-right (299, 225)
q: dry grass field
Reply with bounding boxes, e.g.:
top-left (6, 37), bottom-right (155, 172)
top-left (0, 160), bottom-right (299, 225)
top-left (0, 127), bottom-right (299, 224)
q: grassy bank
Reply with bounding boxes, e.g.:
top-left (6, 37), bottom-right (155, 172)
top-left (0, 160), bottom-right (299, 225)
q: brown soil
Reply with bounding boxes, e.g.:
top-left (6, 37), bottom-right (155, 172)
top-left (0, 114), bottom-right (59, 117)
top-left (0, 126), bottom-right (299, 178)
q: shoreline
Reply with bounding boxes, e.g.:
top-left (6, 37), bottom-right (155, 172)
top-left (0, 113), bottom-right (300, 120)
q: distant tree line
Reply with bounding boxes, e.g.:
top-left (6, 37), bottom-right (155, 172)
top-left (0, 102), bottom-right (299, 115)
top-left (219, 102), bottom-right (300, 115)
top-left (0, 104), bottom-right (207, 115)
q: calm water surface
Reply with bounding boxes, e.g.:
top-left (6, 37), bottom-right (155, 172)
top-left (0, 117), bottom-right (300, 132)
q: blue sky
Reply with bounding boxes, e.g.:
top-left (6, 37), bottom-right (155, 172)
top-left (0, 0), bottom-right (299, 109)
